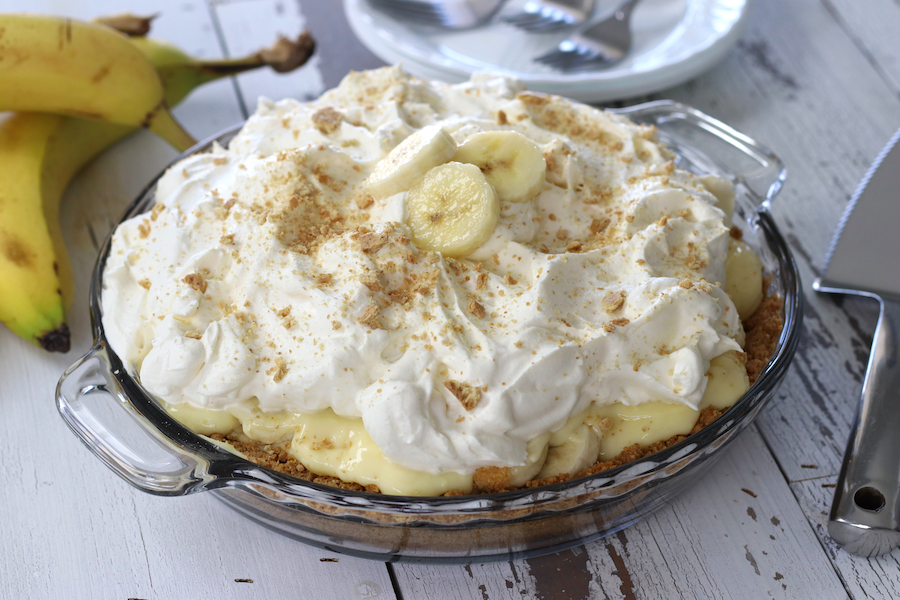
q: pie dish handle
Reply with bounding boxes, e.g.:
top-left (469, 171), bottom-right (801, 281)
top-left (57, 343), bottom-right (220, 496)
top-left (613, 100), bottom-right (787, 211)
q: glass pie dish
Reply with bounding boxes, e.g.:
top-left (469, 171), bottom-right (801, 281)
top-left (57, 100), bottom-right (802, 564)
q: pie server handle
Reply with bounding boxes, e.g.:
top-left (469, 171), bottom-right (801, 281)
top-left (828, 296), bottom-right (900, 557)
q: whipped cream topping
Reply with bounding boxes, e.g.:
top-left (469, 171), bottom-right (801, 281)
top-left (102, 66), bottom-right (743, 476)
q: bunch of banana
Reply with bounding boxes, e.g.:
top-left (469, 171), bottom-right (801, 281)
top-left (0, 14), bottom-right (196, 151)
top-left (366, 126), bottom-right (547, 257)
top-left (0, 14), bottom-right (315, 351)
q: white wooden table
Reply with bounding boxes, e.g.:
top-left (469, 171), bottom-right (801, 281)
top-left (1, 0), bottom-right (899, 598)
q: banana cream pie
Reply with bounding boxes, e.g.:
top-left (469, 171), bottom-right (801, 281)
top-left (101, 66), bottom-right (779, 496)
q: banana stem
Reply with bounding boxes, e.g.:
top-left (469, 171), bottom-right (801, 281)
top-left (196, 31), bottom-right (315, 79)
top-left (147, 106), bottom-right (197, 152)
top-left (94, 13), bottom-right (157, 36)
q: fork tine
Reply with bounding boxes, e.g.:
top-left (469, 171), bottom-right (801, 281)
top-left (369, 0), bottom-right (442, 14)
top-left (562, 53), bottom-right (615, 71)
top-left (534, 0), bottom-right (639, 71)
top-left (536, 46), bottom-right (617, 71)
top-left (508, 14), bottom-right (553, 28)
top-left (368, 1), bottom-right (447, 26)
top-left (501, 12), bottom-right (544, 26)
top-left (526, 16), bottom-right (576, 32)
top-left (534, 48), bottom-right (578, 67)
top-left (503, 0), bottom-right (595, 31)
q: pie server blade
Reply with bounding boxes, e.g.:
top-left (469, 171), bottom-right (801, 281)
top-left (814, 128), bottom-right (900, 557)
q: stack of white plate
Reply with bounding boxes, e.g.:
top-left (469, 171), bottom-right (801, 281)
top-left (344, 0), bottom-right (750, 102)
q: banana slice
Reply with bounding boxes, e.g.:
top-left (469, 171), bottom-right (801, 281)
top-left (699, 351), bottom-right (750, 410)
top-left (537, 424), bottom-right (601, 480)
top-left (453, 131), bottom-right (546, 203)
top-left (406, 162), bottom-right (499, 258)
top-left (700, 175), bottom-right (736, 226)
top-left (724, 238), bottom-right (763, 320)
top-left (365, 125), bottom-right (457, 198)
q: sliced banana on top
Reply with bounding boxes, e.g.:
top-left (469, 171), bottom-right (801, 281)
top-left (453, 130), bottom-right (546, 203)
top-left (406, 162), bottom-right (499, 258)
top-left (365, 125), bottom-right (457, 198)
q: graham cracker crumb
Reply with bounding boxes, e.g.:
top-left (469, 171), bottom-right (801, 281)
top-left (602, 290), bottom-right (626, 312)
top-left (183, 272), bottom-right (207, 294)
top-left (743, 279), bottom-right (782, 383)
top-left (359, 304), bottom-right (382, 329)
top-left (388, 290), bottom-right (410, 304)
top-left (138, 220), bottom-right (150, 238)
top-left (220, 233), bottom-right (235, 245)
top-left (444, 380), bottom-right (482, 411)
top-left (589, 218), bottom-right (610, 234)
top-left (311, 107), bottom-right (343, 134)
top-left (360, 273), bottom-right (382, 293)
top-left (150, 203), bottom-right (166, 221)
top-left (730, 225), bottom-right (743, 240)
top-left (516, 91), bottom-right (551, 106)
top-left (476, 273), bottom-right (489, 291)
top-left (269, 357), bottom-right (288, 383)
top-left (356, 193), bottom-right (375, 209)
top-left (359, 231), bottom-right (388, 253)
top-left (184, 330), bottom-right (202, 339)
top-left (468, 299), bottom-right (486, 319)
top-left (138, 278), bottom-right (151, 290)
top-left (679, 279), bottom-right (693, 289)
top-left (473, 466), bottom-right (512, 493)
top-left (316, 273), bottom-right (333, 286)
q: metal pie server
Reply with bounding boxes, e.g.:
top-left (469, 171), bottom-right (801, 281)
top-left (814, 127), bottom-right (900, 557)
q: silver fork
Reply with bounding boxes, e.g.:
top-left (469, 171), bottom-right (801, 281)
top-left (501, 0), bottom-right (595, 32)
top-left (366, 0), bottom-right (507, 29)
top-left (534, 0), bottom-right (640, 71)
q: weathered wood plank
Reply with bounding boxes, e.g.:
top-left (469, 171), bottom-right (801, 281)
top-left (296, 0), bottom-right (387, 89)
top-left (0, 1), bottom-right (396, 598)
top-left (792, 477), bottom-right (900, 599)
top-left (823, 0), bottom-right (900, 98)
top-left (393, 428), bottom-right (845, 600)
top-left (659, 0), bottom-right (900, 482)
top-left (658, 0), bottom-right (900, 593)
top-left (5, 0), bottom-right (900, 596)
top-left (212, 0), bottom-right (326, 115)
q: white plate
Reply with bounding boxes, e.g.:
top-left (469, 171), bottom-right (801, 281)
top-left (344, 0), bottom-right (750, 102)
